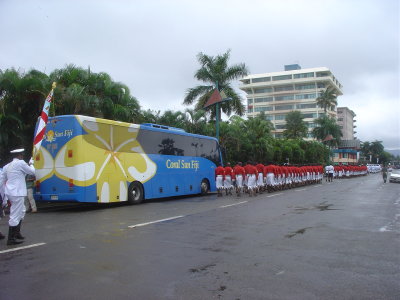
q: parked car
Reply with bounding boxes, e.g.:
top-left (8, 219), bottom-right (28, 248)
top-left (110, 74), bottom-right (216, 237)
top-left (389, 169), bottom-right (400, 183)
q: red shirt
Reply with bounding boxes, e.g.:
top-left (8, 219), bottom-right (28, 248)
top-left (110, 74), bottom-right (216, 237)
top-left (224, 166), bottom-right (234, 178)
top-left (255, 164), bottom-right (264, 174)
top-left (263, 164), bottom-right (275, 175)
top-left (233, 165), bottom-right (245, 179)
top-left (215, 166), bottom-right (225, 178)
top-left (244, 164), bottom-right (257, 176)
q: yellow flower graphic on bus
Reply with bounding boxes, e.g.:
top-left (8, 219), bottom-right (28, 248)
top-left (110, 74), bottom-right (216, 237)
top-left (36, 116), bottom-right (157, 203)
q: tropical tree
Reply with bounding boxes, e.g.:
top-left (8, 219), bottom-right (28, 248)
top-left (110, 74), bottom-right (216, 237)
top-left (316, 87), bottom-right (338, 113)
top-left (242, 113), bottom-right (274, 162)
top-left (183, 50), bottom-right (248, 118)
top-left (283, 110), bottom-right (308, 139)
top-left (312, 116), bottom-right (342, 147)
top-left (50, 65), bottom-right (140, 122)
top-left (183, 108), bottom-right (208, 134)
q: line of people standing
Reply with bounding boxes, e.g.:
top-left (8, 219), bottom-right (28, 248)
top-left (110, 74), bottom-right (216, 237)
top-left (216, 162), bottom-right (369, 197)
top-left (215, 162), bottom-right (325, 197)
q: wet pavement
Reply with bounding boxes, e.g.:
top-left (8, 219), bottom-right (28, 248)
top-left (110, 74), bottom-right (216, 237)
top-left (0, 174), bottom-right (399, 299)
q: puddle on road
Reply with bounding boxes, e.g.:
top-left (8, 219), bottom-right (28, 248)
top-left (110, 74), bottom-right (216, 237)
top-left (189, 263), bottom-right (216, 273)
top-left (285, 227), bottom-right (313, 238)
top-left (291, 201), bottom-right (340, 213)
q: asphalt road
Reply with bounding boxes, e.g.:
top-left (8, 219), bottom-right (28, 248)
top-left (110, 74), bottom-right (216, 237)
top-left (0, 174), bottom-right (399, 300)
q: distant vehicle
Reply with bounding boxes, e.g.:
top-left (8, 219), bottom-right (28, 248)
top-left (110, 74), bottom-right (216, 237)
top-left (34, 115), bottom-right (222, 204)
top-left (367, 164), bottom-right (381, 173)
top-left (389, 169), bottom-right (400, 183)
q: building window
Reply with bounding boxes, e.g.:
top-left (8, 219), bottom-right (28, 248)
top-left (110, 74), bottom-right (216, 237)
top-left (293, 72), bottom-right (314, 79)
top-left (295, 93), bottom-right (316, 100)
top-left (247, 105), bottom-right (253, 112)
top-left (254, 87), bottom-right (273, 94)
top-left (254, 106), bottom-right (273, 112)
top-left (302, 113), bottom-right (317, 118)
top-left (254, 97), bottom-right (273, 103)
top-left (317, 83), bottom-right (326, 88)
top-left (316, 72), bottom-right (330, 77)
top-left (272, 75), bottom-right (292, 81)
top-left (337, 118), bottom-right (343, 121)
top-left (275, 133), bottom-right (284, 138)
top-left (265, 115), bottom-right (274, 121)
top-left (275, 104), bottom-right (293, 111)
top-left (297, 103), bottom-right (316, 109)
top-left (275, 114), bottom-right (286, 120)
top-left (307, 122), bottom-right (316, 128)
top-left (295, 83), bottom-right (316, 90)
top-left (275, 95), bottom-right (294, 101)
top-left (247, 99), bottom-right (253, 105)
top-left (275, 124), bottom-right (286, 129)
top-left (274, 85), bottom-right (294, 92)
top-left (252, 77), bottom-right (271, 83)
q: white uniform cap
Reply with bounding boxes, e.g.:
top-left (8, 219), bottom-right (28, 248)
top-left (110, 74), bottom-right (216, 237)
top-left (10, 148), bottom-right (25, 153)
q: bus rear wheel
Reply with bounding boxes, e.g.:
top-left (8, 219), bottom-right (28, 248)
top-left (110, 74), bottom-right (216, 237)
top-left (200, 179), bottom-right (209, 195)
top-left (128, 182), bottom-right (144, 205)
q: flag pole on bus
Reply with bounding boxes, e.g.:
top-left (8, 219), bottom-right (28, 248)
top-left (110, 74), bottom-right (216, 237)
top-left (32, 82), bottom-right (57, 159)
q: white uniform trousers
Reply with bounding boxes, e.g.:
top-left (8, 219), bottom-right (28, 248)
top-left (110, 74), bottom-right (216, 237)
top-left (266, 173), bottom-right (275, 186)
top-left (224, 175), bottom-right (233, 189)
top-left (216, 175), bottom-right (224, 189)
top-left (236, 175), bottom-right (243, 188)
top-left (257, 173), bottom-right (264, 187)
top-left (7, 195), bottom-right (26, 227)
top-left (247, 174), bottom-right (257, 190)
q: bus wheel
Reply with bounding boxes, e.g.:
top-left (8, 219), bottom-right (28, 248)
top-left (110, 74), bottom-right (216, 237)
top-left (200, 179), bottom-right (209, 195)
top-left (128, 182), bottom-right (144, 205)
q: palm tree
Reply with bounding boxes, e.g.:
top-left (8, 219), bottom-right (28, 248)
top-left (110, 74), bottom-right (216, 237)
top-left (183, 50), bottom-right (249, 118)
top-left (283, 110), bottom-right (308, 139)
top-left (312, 115), bottom-right (342, 147)
top-left (183, 108), bottom-right (207, 134)
top-left (316, 87), bottom-right (338, 113)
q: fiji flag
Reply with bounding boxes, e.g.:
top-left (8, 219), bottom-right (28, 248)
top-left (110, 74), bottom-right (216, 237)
top-left (33, 82), bottom-right (56, 156)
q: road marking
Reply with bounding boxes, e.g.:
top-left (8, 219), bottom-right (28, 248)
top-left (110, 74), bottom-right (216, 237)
top-left (0, 243), bottom-right (46, 254)
top-left (296, 188), bottom-right (307, 191)
top-left (267, 193), bottom-right (283, 197)
top-left (220, 201), bottom-right (248, 208)
top-left (128, 216), bottom-right (184, 228)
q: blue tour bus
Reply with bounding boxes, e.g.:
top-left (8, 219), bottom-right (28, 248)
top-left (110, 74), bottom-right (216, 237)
top-left (34, 115), bottom-right (221, 204)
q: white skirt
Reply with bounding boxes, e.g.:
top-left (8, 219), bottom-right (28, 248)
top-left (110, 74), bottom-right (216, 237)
top-left (224, 175), bottom-right (233, 189)
top-left (247, 174), bottom-right (257, 189)
top-left (236, 174), bottom-right (243, 187)
top-left (216, 175), bottom-right (224, 189)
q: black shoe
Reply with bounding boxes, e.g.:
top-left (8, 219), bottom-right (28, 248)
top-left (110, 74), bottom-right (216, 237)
top-left (7, 226), bottom-right (23, 246)
top-left (15, 221), bottom-right (25, 240)
top-left (0, 232), bottom-right (5, 240)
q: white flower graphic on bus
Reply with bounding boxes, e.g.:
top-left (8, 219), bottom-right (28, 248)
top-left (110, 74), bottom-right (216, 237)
top-left (35, 116), bottom-right (157, 203)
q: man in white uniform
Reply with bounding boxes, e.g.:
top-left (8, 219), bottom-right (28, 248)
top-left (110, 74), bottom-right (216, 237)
top-left (0, 149), bottom-right (35, 245)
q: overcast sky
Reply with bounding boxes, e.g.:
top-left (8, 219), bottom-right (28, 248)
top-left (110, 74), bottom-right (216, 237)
top-left (1, 0), bottom-right (399, 150)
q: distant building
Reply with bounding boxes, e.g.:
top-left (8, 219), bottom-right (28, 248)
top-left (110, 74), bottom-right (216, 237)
top-left (332, 139), bottom-right (361, 165)
top-left (337, 107), bottom-right (357, 140)
top-left (239, 64), bottom-right (343, 138)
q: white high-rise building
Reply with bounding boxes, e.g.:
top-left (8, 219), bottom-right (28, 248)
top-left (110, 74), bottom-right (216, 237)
top-left (239, 64), bottom-right (343, 138)
top-left (337, 107), bottom-right (357, 140)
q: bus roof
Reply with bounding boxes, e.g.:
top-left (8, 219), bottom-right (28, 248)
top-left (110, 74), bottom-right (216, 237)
top-left (141, 123), bottom-right (186, 132)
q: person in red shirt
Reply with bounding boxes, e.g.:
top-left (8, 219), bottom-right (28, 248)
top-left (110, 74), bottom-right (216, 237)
top-left (255, 162), bottom-right (265, 193)
top-left (244, 161), bottom-right (258, 196)
top-left (233, 162), bottom-right (245, 196)
top-left (263, 163), bottom-right (276, 192)
top-left (224, 163), bottom-right (234, 195)
top-left (215, 164), bottom-right (225, 197)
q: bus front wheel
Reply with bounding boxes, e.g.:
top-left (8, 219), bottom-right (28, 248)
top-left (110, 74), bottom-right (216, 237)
top-left (200, 179), bottom-right (209, 195)
top-left (128, 182), bottom-right (144, 205)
